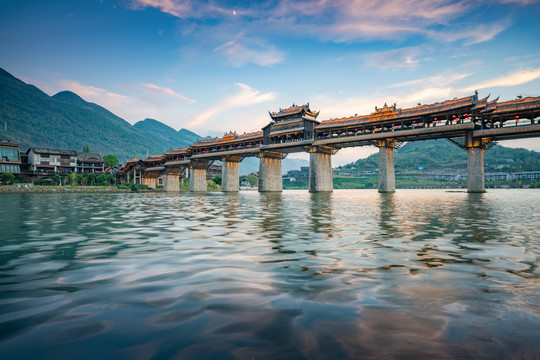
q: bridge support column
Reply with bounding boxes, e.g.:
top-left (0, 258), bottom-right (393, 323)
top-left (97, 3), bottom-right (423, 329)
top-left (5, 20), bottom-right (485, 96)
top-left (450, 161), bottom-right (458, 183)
top-left (466, 134), bottom-right (488, 193)
top-left (259, 152), bottom-right (285, 192)
top-left (374, 139), bottom-right (400, 193)
top-left (308, 146), bottom-right (335, 193)
top-left (163, 173), bottom-right (180, 192)
top-left (222, 156), bottom-right (241, 192)
top-left (190, 161), bottom-right (207, 192)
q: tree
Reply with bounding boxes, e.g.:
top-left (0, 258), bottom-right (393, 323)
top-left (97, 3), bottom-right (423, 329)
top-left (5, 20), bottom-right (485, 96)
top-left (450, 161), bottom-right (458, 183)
top-left (213, 175), bottom-right (222, 185)
top-left (103, 154), bottom-right (119, 168)
top-left (53, 174), bottom-right (61, 186)
top-left (1, 173), bottom-right (15, 185)
top-left (247, 174), bottom-right (258, 187)
top-left (97, 174), bottom-right (109, 186)
top-left (68, 172), bottom-right (78, 186)
top-left (86, 172), bottom-right (96, 186)
top-left (82, 145), bottom-right (90, 153)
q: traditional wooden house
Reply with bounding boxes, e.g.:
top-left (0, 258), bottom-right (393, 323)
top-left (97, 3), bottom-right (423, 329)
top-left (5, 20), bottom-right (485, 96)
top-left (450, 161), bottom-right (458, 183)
top-left (77, 152), bottom-right (105, 173)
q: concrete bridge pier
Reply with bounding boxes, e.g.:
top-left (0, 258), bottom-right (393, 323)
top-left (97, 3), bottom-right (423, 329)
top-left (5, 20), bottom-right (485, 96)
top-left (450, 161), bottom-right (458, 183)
top-left (259, 151), bottom-right (285, 192)
top-left (163, 169), bottom-right (180, 193)
top-left (375, 139), bottom-right (399, 193)
top-left (466, 134), bottom-right (488, 193)
top-left (308, 146), bottom-right (335, 192)
top-left (190, 160), bottom-right (208, 192)
top-left (221, 156), bottom-right (241, 192)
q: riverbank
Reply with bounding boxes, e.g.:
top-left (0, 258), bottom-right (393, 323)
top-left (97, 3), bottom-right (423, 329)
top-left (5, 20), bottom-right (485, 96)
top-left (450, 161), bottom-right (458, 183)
top-left (0, 185), bottom-right (150, 193)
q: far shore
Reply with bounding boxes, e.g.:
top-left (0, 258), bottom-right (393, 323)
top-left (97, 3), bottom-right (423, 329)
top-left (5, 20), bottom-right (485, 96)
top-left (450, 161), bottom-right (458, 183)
top-left (0, 185), bottom-right (155, 193)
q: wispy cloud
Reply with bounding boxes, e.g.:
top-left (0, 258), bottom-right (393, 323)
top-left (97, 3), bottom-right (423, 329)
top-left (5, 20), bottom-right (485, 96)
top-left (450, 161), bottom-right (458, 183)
top-left (365, 47), bottom-right (424, 70)
top-left (126, 0), bottom-right (515, 44)
top-left (427, 23), bottom-right (508, 45)
top-left (388, 73), bottom-right (472, 88)
top-left (213, 33), bottom-right (285, 67)
top-left (462, 68), bottom-right (540, 91)
top-left (187, 83), bottom-right (276, 128)
top-left (141, 83), bottom-right (195, 103)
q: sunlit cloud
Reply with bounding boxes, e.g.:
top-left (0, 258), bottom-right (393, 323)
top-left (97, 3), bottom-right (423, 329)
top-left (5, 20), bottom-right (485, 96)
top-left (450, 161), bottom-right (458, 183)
top-left (388, 73), bottom-right (472, 89)
top-left (462, 68), bottom-right (540, 91)
top-left (187, 83), bottom-right (277, 129)
top-left (141, 83), bottom-right (195, 103)
top-left (213, 33), bottom-right (285, 67)
top-left (365, 47), bottom-right (423, 70)
top-left (427, 23), bottom-right (508, 45)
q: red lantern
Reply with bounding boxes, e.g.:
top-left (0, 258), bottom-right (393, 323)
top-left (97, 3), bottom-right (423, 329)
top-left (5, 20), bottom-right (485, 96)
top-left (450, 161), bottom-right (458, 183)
top-left (434, 117), bottom-right (437, 121)
top-left (452, 115), bottom-right (456, 118)
top-left (516, 116), bottom-right (519, 119)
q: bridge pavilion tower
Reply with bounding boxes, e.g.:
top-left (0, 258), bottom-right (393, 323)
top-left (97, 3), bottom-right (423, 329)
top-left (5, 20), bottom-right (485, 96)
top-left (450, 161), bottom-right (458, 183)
top-left (262, 104), bottom-right (323, 192)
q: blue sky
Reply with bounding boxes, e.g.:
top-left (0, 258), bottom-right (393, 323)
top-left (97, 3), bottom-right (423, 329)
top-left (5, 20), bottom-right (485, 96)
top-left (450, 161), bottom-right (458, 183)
top-left (1, 0), bottom-right (540, 164)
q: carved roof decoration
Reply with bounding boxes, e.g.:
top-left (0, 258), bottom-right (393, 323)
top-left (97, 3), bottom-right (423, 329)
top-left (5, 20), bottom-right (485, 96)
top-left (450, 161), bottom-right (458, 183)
top-left (471, 95), bottom-right (490, 110)
top-left (269, 103), bottom-right (319, 121)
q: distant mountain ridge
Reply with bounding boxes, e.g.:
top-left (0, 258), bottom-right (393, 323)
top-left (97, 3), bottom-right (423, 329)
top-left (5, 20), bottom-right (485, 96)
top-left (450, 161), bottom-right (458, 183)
top-left (0, 67), bottom-right (203, 160)
top-left (340, 139), bottom-right (540, 173)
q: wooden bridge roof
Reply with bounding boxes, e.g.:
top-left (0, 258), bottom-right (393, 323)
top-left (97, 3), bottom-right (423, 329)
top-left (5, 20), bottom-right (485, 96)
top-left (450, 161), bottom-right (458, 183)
top-left (269, 103), bottom-right (319, 120)
top-left (164, 147), bottom-right (189, 156)
top-left (316, 95), bottom-right (478, 130)
top-left (191, 131), bottom-right (263, 148)
top-left (143, 155), bottom-right (164, 162)
top-left (488, 96), bottom-right (540, 115)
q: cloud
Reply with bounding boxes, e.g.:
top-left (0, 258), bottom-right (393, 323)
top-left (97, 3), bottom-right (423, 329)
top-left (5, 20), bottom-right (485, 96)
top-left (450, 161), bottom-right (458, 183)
top-left (365, 47), bottom-right (423, 70)
top-left (141, 83), bottom-right (195, 103)
top-left (388, 73), bottom-right (472, 88)
top-left (187, 83), bottom-right (276, 128)
top-left (213, 33), bottom-right (285, 67)
top-left (427, 23), bottom-right (508, 45)
top-left (462, 68), bottom-right (540, 91)
top-left (59, 80), bottom-right (130, 107)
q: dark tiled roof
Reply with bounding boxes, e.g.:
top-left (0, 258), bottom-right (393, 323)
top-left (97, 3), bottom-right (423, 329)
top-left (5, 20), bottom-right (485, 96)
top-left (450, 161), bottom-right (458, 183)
top-left (491, 96), bottom-right (540, 114)
top-left (29, 147), bottom-right (77, 156)
top-left (191, 131), bottom-right (263, 147)
top-left (269, 104), bottom-right (319, 119)
top-left (164, 148), bottom-right (189, 156)
top-left (143, 155), bottom-right (164, 162)
top-left (77, 152), bottom-right (104, 162)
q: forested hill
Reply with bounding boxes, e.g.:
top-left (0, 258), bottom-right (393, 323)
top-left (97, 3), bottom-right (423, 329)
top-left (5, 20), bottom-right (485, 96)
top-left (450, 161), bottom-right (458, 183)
top-left (0, 67), bottom-right (203, 161)
top-left (339, 139), bottom-right (540, 173)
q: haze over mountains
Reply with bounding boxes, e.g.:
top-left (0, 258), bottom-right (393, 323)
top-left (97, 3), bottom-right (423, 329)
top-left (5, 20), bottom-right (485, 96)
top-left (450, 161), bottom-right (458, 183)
top-left (0, 67), bottom-right (201, 161)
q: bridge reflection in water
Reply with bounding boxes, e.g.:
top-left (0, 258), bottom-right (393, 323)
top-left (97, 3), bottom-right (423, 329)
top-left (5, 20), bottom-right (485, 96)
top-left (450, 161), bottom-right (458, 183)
top-left (120, 93), bottom-right (540, 193)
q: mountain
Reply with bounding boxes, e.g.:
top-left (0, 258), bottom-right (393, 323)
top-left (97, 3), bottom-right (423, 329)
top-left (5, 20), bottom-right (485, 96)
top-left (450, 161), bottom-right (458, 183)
top-left (133, 118), bottom-right (203, 149)
top-left (339, 139), bottom-right (540, 173)
top-left (0, 68), bottom-right (202, 161)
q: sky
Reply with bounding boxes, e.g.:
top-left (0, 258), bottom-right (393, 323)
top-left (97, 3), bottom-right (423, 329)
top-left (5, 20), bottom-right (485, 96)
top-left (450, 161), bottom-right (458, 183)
top-left (1, 0), bottom-right (540, 165)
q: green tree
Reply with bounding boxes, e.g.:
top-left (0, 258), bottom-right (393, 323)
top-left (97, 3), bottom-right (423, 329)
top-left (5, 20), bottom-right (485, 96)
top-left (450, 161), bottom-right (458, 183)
top-left (1, 173), bottom-right (15, 185)
top-left (53, 174), bottom-right (61, 186)
top-left (68, 172), bottom-right (78, 186)
top-left (213, 175), bottom-right (222, 185)
top-left (82, 145), bottom-right (90, 153)
top-left (97, 174), bottom-right (109, 186)
top-left (103, 154), bottom-right (119, 168)
top-left (86, 172), bottom-right (96, 186)
top-left (247, 174), bottom-right (258, 187)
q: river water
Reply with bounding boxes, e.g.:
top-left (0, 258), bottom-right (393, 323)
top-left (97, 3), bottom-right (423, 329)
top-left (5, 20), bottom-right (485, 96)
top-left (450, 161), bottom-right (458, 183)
top-left (0, 189), bottom-right (538, 359)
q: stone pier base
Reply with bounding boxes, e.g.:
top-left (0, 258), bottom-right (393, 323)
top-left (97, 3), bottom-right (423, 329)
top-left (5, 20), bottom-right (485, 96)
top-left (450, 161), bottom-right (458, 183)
top-left (378, 144), bottom-right (395, 193)
top-left (309, 149), bottom-right (333, 193)
top-left (222, 157), bottom-right (241, 192)
top-left (259, 153), bottom-right (283, 192)
top-left (163, 174), bottom-right (180, 192)
top-left (467, 146), bottom-right (485, 193)
top-left (190, 161), bottom-right (207, 192)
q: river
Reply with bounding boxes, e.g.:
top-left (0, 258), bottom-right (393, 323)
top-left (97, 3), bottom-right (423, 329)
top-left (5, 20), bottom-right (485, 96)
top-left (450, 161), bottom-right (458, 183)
top-left (0, 189), bottom-right (538, 359)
